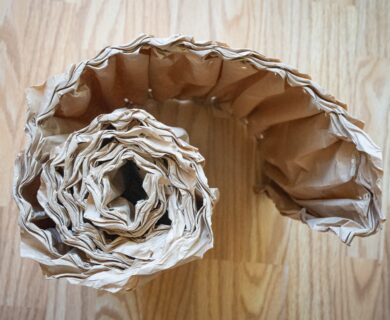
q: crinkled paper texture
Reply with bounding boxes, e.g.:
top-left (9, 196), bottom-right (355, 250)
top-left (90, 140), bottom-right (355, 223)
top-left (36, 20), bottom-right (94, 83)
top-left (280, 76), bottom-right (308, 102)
top-left (14, 34), bottom-right (384, 291)
top-left (15, 106), bottom-right (218, 292)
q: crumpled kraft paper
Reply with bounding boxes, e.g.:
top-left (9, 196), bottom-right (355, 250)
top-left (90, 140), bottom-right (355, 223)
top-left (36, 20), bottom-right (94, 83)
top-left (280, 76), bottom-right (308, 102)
top-left (15, 106), bottom-right (218, 292)
top-left (14, 34), bottom-right (384, 292)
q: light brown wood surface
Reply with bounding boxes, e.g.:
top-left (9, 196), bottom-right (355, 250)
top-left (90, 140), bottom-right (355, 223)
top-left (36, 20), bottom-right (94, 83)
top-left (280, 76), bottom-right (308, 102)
top-left (0, 0), bottom-right (389, 319)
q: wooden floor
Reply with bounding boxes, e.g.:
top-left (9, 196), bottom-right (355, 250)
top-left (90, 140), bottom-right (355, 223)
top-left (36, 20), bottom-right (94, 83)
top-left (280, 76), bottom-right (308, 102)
top-left (0, 0), bottom-right (389, 319)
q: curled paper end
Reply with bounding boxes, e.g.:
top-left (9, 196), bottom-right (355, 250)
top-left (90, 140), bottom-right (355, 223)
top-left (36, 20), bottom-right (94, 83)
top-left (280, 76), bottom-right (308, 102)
top-left (13, 35), bottom-right (384, 291)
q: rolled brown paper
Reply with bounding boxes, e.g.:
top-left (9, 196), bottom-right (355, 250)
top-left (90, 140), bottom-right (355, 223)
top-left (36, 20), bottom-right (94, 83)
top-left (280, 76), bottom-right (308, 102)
top-left (14, 35), bottom-right (384, 292)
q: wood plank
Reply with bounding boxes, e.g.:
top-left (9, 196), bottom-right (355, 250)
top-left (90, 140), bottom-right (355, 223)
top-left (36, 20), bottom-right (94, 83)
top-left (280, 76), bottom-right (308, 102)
top-left (0, 0), bottom-right (388, 319)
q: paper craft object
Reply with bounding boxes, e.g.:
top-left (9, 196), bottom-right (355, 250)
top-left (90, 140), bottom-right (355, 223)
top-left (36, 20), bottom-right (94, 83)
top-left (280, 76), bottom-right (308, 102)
top-left (14, 35), bottom-right (384, 292)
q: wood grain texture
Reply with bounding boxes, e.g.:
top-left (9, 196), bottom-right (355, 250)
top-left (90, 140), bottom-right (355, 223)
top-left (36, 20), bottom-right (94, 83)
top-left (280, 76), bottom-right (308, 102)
top-left (0, 0), bottom-right (389, 319)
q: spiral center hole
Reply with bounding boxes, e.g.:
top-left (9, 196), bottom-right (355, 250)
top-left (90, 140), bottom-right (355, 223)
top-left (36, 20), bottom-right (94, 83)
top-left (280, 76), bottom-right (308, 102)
top-left (119, 160), bottom-right (147, 206)
top-left (117, 160), bottom-right (172, 227)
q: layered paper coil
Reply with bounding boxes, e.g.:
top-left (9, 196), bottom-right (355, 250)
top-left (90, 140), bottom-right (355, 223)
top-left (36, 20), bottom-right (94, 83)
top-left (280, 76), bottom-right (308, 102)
top-left (15, 106), bottom-right (217, 292)
top-left (14, 35), bottom-right (384, 291)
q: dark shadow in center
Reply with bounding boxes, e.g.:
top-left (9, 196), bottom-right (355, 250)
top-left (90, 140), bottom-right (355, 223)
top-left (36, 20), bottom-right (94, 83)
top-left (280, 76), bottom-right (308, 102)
top-left (120, 160), bottom-right (172, 226)
top-left (120, 160), bottom-right (147, 206)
